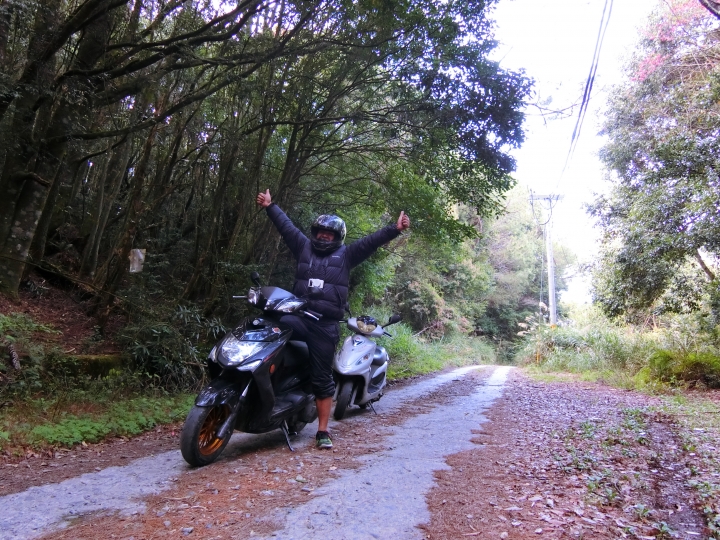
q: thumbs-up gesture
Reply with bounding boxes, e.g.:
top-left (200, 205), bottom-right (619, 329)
top-left (256, 189), bottom-right (272, 208)
top-left (396, 211), bottom-right (410, 231)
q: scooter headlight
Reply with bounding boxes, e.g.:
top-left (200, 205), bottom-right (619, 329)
top-left (220, 334), bottom-right (265, 368)
top-left (356, 316), bottom-right (377, 333)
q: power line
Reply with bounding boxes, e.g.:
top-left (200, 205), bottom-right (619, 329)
top-left (561, 0), bottom-right (615, 178)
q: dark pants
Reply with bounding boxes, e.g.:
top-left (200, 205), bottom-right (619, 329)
top-left (279, 315), bottom-right (339, 399)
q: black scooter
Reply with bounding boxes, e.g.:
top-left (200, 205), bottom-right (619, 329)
top-left (180, 272), bottom-right (321, 467)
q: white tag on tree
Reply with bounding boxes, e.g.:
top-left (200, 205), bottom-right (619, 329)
top-left (129, 248), bottom-right (146, 273)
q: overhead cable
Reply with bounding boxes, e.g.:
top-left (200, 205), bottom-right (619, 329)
top-left (562, 0), bottom-right (615, 175)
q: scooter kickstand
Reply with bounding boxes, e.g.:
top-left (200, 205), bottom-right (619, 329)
top-left (280, 421), bottom-right (295, 452)
top-left (369, 401), bottom-right (378, 415)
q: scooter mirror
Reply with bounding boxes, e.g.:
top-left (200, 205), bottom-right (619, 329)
top-left (387, 314), bottom-right (402, 326)
top-left (250, 271), bottom-right (262, 287)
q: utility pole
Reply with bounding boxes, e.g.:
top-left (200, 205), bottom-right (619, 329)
top-left (545, 221), bottom-right (557, 325)
top-left (530, 193), bottom-right (562, 325)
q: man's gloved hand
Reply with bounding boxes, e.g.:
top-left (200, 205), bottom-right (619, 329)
top-left (396, 211), bottom-right (410, 231)
top-left (256, 189), bottom-right (272, 208)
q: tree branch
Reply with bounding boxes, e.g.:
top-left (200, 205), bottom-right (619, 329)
top-left (11, 172), bottom-right (51, 187)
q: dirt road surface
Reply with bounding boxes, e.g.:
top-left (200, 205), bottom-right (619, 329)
top-left (0, 366), bottom-right (710, 539)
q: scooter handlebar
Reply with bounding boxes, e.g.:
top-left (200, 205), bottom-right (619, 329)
top-left (300, 310), bottom-right (321, 321)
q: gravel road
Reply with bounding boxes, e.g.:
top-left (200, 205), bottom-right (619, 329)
top-left (259, 366), bottom-right (509, 539)
top-left (0, 365), bottom-right (509, 540)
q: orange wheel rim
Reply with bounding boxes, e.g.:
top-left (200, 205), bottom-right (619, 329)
top-left (198, 405), bottom-right (230, 456)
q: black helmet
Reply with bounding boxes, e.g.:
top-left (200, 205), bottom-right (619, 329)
top-left (310, 214), bottom-right (346, 254)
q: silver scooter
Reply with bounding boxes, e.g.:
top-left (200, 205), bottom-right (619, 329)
top-left (332, 314), bottom-right (401, 420)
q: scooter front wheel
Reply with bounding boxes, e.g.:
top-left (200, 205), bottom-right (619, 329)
top-left (180, 404), bottom-right (232, 467)
top-left (334, 380), bottom-right (353, 420)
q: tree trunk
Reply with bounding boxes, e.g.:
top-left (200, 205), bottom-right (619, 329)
top-left (183, 140), bottom-right (240, 300)
top-left (227, 125), bottom-right (275, 254)
top-left (84, 144), bottom-right (132, 278)
top-left (91, 125), bottom-right (157, 326)
top-left (699, 0), bottom-right (720, 19)
top-left (0, 0), bottom-right (63, 124)
top-left (0, 176), bottom-right (49, 296)
top-left (0, 4), bottom-right (114, 297)
top-left (25, 156), bottom-right (72, 274)
top-left (694, 249), bottom-right (716, 281)
top-left (0, 3), bottom-right (12, 68)
top-left (0, 84), bottom-right (57, 274)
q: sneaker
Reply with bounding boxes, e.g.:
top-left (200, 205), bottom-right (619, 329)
top-left (315, 431), bottom-right (333, 449)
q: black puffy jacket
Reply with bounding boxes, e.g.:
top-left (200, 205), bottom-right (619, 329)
top-left (266, 203), bottom-right (401, 321)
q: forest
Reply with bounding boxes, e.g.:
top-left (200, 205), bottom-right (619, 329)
top-left (0, 0), bottom-right (557, 401)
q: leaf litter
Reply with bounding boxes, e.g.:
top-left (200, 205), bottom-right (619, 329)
top-left (421, 369), bottom-right (709, 539)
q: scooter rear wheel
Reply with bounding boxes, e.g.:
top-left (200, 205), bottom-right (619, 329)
top-left (180, 404), bottom-right (232, 467)
top-left (333, 380), bottom-right (353, 420)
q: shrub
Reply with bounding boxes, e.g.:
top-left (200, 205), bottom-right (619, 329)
top-left (649, 350), bottom-right (720, 388)
top-left (0, 313), bottom-right (62, 395)
top-left (517, 304), bottom-right (720, 390)
top-left (516, 306), bottom-right (658, 378)
top-left (121, 304), bottom-right (225, 390)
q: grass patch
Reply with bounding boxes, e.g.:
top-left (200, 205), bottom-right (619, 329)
top-left (524, 369), bottom-right (583, 384)
top-left (649, 350), bottom-right (720, 388)
top-left (1, 392), bottom-right (193, 452)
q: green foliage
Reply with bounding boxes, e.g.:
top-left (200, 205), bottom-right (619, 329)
top-left (0, 312), bottom-right (58, 358)
top-left (516, 305), bottom-right (659, 382)
top-left (384, 328), bottom-right (497, 379)
top-left (471, 187), bottom-right (571, 343)
top-left (0, 313), bottom-right (69, 394)
top-left (30, 419), bottom-right (110, 447)
top-left (382, 322), bottom-right (444, 378)
top-left (391, 236), bottom-right (492, 338)
top-left (348, 250), bottom-right (403, 314)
